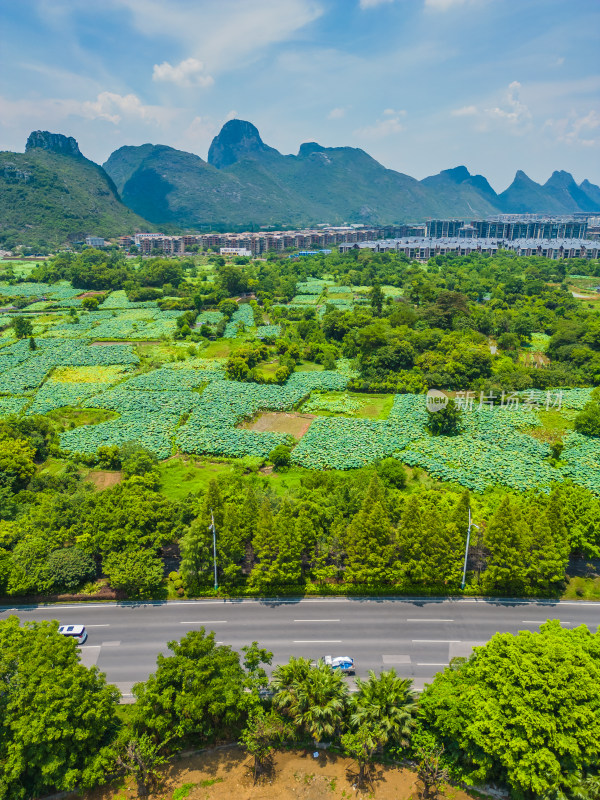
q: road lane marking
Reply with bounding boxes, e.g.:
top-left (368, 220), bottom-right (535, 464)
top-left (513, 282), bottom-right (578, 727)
top-left (293, 619), bottom-right (340, 622)
top-left (412, 639), bottom-right (460, 643)
top-left (417, 662), bottom-right (448, 666)
top-left (179, 621), bottom-right (228, 624)
top-left (101, 641), bottom-right (121, 646)
top-left (522, 620), bottom-right (571, 624)
top-left (292, 640), bottom-right (342, 643)
top-left (406, 619), bottom-right (454, 622)
top-left (382, 655), bottom-right (411, 664)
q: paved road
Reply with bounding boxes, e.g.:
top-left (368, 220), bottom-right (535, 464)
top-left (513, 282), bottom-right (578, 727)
top-left (2, 597), bottom-right (599, 698)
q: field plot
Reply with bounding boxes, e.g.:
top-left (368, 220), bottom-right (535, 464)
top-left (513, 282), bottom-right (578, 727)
top-left (241, 411), bottom-right (314, 439)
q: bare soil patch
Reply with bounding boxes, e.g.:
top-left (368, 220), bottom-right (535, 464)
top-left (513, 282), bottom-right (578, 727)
top-left (77, 291), bottom-right (107, 299)
top-left (240, 412), bottom-right (315, 440)
top-left (85, 470), bottom-right (123, 490)
top-left (85, 746), bottom-right (473, 800)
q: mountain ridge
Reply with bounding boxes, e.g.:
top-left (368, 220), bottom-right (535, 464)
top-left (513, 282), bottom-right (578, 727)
top-left (1, 123), bottom-right (599, 248)
top-left (103, 118), bottom-right (600, 228)
top-left (0, 131), bottom-right (153, 248)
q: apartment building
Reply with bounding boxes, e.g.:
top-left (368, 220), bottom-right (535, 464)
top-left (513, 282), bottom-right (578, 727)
top-left (340, 237), bottom-right (600, 261)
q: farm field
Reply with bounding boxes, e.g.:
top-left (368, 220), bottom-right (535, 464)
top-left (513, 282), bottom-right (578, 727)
top-left (0, 272), bottom-right (599, 495)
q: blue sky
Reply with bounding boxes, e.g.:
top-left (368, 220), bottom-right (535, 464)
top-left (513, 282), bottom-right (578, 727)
top-left (1, 0), bottom-right (598, 190)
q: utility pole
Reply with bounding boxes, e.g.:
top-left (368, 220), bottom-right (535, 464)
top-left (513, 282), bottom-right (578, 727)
top-left (210, 509), bottom-right (218, 591)
top-left (461, 507), bottom-right (480, 590)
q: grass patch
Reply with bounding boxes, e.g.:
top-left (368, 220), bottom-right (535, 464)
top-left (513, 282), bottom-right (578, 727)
top-left (38, 456), bottom-right (72, 477)
top-left (157, 456), bottom-right (235, 500)
top-left (295, 361), bottom-right (324, 372)
top-left (46, 407), bottom-right (118, 429)
top-left (526, 409), bottom-right (574, 444)
top-left (265, 465), bottom-right (313, 495)
top-left (303, 391), bottom-right (394, 420)
top-left (200, 339), bottom-right (243, 358)
top-left (562, 575), bottom-right (600, 601)
top-left (254, 360), bottom-right (281, 379)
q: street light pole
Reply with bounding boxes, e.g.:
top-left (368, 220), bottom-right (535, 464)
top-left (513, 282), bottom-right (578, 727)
top-left (210, 509), bottom-right (218, 591)
top-left (461, 507), bottom-right (479, 590)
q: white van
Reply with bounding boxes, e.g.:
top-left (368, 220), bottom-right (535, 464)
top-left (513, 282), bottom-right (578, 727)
top-left (58, 624), bottom-right (88, 645)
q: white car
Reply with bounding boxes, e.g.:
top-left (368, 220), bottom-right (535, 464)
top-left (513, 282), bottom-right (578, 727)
top-left (58, 624), bottom-right (88, 645)
top-left (323, 655), bottom-right (355, 675)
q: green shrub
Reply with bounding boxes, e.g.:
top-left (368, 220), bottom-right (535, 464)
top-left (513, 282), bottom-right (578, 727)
top-left (46, 547), bottom-right (96, 593)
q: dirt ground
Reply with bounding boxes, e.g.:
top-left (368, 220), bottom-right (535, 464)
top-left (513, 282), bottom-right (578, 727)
top-left (85, 470), bottom-right (123, 490)
top-left (86, 746), bottom-right (474, 800)
top-left (241, 412), bottom-right (315, 440)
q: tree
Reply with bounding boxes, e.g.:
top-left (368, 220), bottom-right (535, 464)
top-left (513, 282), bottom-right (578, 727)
top-left (0, 617), bottom-right (119, 800)
top-left (273, 660), bottom-right (348, 746)
top-left (425, 399), bottom-right (463, 436)
top-left (115, 734), bottom-right (168, 797)
top-left (239, 710), bottom-right (290, 783)
top-left (218, 299), bottom-right (238, 319)
top-left (350, 670), bottom-right (417, 750)
top-left (132, 629), bottom-right (247, 746)
top-left (0, 437), bottom-right (36, 491)
top-left (103, 547), bottom-right (163, 599)
top-left (46, 546), bottom-right (96, 593)
top-left (575, 402), bottom-right (600, 437)
top-left (269, 444), bottom-right (291, 469)
top-left (483, 496), bottom-right (528, 594)
top-left (419, 621), bottom-right (600, 798)
top-left (370, 282), bottom-right (384, 315)
top-left (341, 723), bottom-right (384, 790)
top-left (415, 745), bottom-right (450, 800)
top-left (345, 500), bottom-right (393, 585)
top-left (11, 316), bottom-right (33, 339)
top-left (377, 457), bottom-right (406, 489)
top-left (526, 508), bottom-right (569, 593)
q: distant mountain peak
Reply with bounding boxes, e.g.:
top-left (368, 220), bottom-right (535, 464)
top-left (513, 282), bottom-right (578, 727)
top-left (545, 169), bottom-right (576, 187)
top-left (25, 130), bottom-right (82, 157)
top-left (208, 119), bottom-right (279, 168)
top-left (442, 165), bottom-right (472, 183)
top-left (298, 142), bottom-right (326, 157)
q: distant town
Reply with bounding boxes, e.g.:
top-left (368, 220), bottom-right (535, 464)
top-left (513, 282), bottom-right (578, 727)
top-left (74, 213), bottom-right (600, 263)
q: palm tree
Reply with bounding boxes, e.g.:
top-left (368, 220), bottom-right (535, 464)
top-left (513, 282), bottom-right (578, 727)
top-left (271, 657), bottom-right (312, 712)
top-left (350, 669), bottom-right (417, 749)
top-left (273, 659), bottom-right (348, 746)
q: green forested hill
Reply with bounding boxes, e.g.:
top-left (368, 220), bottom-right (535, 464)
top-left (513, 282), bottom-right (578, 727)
top-left (103, 119), bottom-right (600, 229)
top-left (0, 132), bottom-right (152, 249)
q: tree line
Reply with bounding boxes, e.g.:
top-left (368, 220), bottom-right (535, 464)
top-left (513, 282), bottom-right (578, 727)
top-left (1, 616), bottom-right (598, 800)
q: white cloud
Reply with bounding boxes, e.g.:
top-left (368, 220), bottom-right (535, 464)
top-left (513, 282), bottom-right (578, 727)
top-left (485, 80), bottom-right (532, 129)
top-left (451, 105), bottom-right (478, 116)
top-left (327, 107), bottom-right (346, 119)
top-left (544, 110), bottom-right (600, 147)
top-left (152, 58), bottom-right (214, 88)
top-left (81, 92), bottom-right (174, 124)
top-left (0, 91), bottom-right (174, 130)
top-left (451, 81), bottom-right (532, 134)
top-left (359, 0), bottom-right (394, 9)
top-left (424, 0), bottom-right (480, 10)
top-left (355, 110), bottom-right (406, 139)
top-left (111, 0), bottom-right (323, 72)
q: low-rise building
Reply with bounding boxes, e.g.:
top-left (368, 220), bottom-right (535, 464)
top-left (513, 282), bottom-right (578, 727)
top-left (85, 236), bottom-right (106, 248)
